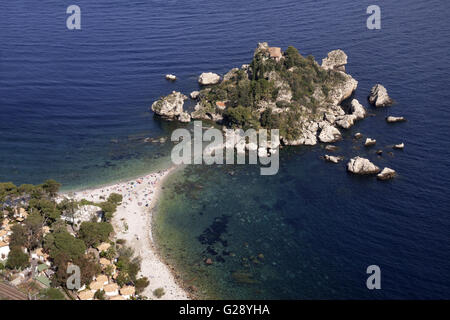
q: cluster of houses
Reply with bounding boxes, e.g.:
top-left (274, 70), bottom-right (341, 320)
top-left (0, 208), bottom-right (30, 261)
top-left (0, 208), bottom-right (53, 289)
top-left (76, 241), bottom-right (136, 300)
top-left (1, 207), bottom-right (137, 300)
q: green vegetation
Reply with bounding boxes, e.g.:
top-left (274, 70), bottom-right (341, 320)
top-left (0, 179), bottom-right (145, 300)
top-left (196, 45), bottom-right (347, 140)
top-left (153, 287), bottom-right (165, 299)
top-left (39, 288), bottom-right (65, 300)
top-left (6, 247), bottom-right (30, 270)
top-left (44, 231), bottom-right (86, 261)
top-left (135, 277), bottom-right (150, 294)
top-left (78, 222), bottom-right (113, 247)
top-left (115, 246), bottom-right (141, 286)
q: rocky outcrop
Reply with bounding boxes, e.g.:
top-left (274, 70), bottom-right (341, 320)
top-left (369, 84), bottom-right (393, 107)
top-left (377, 167), bottom-right (396, 180)
top-left (347, 157), bottom-right (380, 175)
top-left (325, 145), bottom-right (338, 151)
top-left (190, 101), bottom-right (224, 122)
top-left (151, 91), bottom-right (187, 121)
top-left (321, 49), bottom-right (348, 72)
top-left (365, 138), bottom-right (376, 147)
top-left (198, 72), bottom-right (221, 85)
top-left (324, 155), bottom-right (343, 163)
top-left (190, 91), bottom-right (200, 99)
top-left (354, 132), bottom-right (363, 139)
top-left (386, 116), bottom-right (405, 123)
top-left (319, 124), bottom-right (342, 143)
top-left (335, 100), bottom-right (366, 129)
top-left (165, 74), bottom-right (177, 81)
top-left (223, 68), bottom-right (239, 81)
top-left (178, 112), bottom-right (191, 123)
top-left (393, 143), bottom-right (404, 150)
top-left (328, 74), bottom-right (358, 106)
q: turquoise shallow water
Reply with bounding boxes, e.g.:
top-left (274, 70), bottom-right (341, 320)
top-left (1, 0), bottom-right (450, 298)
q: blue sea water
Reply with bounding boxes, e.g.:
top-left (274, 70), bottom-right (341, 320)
top-left (1, 0), bottom-right (449, 298)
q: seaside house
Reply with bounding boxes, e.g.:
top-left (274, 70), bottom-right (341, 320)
top-left (35, 274), bottom-right (51, 288)
top-left (96, 274), bottom-right (109, 285)
top-left (14, 208), bottom-right (28, 220)
top-left (215, 101), bottom-right (227, 110)
top-left (268, 47), bottom-right (283, 61)
top-left (0, 241), bottom-right (10, 260)
top-left (119, 286), bottom-right (135, 300)
top-left (31, 248), bottom-right (51, 266)
top-left (109, 295), bottom-right (125, 300)
top-left (99, 258), bottom-right (111, 269)
top-left (104, 283), bottom-right (119, 297)
top-left (89, 279), bottom-right (104, 292)
top-left (78, 289), bottom-right (95, 300)
top-left (96, 242), bottom-right (111, 253)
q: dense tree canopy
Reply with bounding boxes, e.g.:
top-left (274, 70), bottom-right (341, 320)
top-left (78, 222), bottom-right (113, 247)
top-left (44, 231), bottom-right (86, 261)
top-left (6, 247), bottom-right (30, 270)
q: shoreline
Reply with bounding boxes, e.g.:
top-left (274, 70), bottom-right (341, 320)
top-left (60, 165), bottom-right (190, 300)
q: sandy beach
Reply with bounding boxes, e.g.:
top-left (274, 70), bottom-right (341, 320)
top-left (62, 167), bottom-right (189, 300)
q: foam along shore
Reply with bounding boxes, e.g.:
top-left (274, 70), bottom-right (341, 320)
top-left (62, 167), bottom-right (188, 300)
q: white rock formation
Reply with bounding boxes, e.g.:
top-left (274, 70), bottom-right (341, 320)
top-left (369, 84), bottom-right (394, 107)
top-left (319, 124), bottom-right (342, 143)
top-left (198, 72), bottom-right (221, 85)
top-left (393, 143), bottom-right (404, 149)
top-left (324, 155), bottom-right (343, 163)
top-left (365, 138), bottom-right (376, 147)
top-left (178, 112), bottom-right (191, 123)
top-left (151, 91), bottom-right (187, 119)
top-left (190, 91), bottom-right (200, 99)
top-left (61, 205), bottom-right (103, 230)
top-left (347, 157), bottom-right (380, 175)
top-left (377, 167), bottom-right (396, 180)
top-left (165, 74), bottom-right (177, 81)
top-left (386, 116), bottom-right (406, 123)
top-left (321, 49), bottom-right (348, 72)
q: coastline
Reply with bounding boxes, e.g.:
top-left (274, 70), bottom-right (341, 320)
top-left (60, 166), bottom-right (189, 300)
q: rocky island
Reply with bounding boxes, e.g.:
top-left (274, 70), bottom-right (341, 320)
top-left (152, 43), bottom-right (365, 146)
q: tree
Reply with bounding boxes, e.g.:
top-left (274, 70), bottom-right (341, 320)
top-left (41, 179), bottom-right (61, 197)
top-left (135, 277), bottom-right (150, 294)
top-left (45, 231), bottom-right (86, 261)
top-left (58, 198), bottom-right (79, 224)
top-left (98, 201), bottom-right (117, 221)
top-left (28, 198), bottom-right (61, 223)
top-left (78, 222), bottom-right (113, 247)
top-left (0, 182), bottom-right (18, 201)
top-left (9, 224), bottom-right (27, 248)
top-left (116, 246), bottom-right (141, 283)
top-left (223, 105), bottom-right (260, 130)
top-left (107, 193), bottom-right (123, 205)
top-left (6, 247), bottom-right (30, 270)
top-left (24, 212), bottom-right (44, 250)
top-left (73, 255), bottom-right (101, 286)
top-left (18, 184), bottom-right (35, 195)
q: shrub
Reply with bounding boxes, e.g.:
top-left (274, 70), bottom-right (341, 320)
top-left (135, 277), bottom-right (150, 294)
top-left (107, 193), bottom-right (123, 205)
top-left (153, 287), bottom-right (165, 299)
